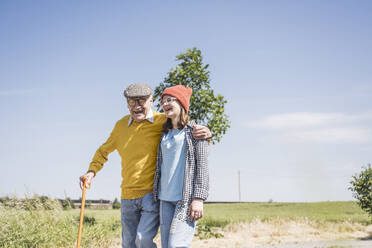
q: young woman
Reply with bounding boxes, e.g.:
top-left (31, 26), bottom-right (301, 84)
top-left (153, 85), bottom-right (209, 248)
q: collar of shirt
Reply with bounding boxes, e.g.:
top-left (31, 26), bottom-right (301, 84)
top-left (128, 109), bottom-right (154, 126)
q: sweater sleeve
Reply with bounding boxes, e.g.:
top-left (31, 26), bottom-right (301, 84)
top-left (192, 139), bottom-right (209, 200)
top-left (88, 123), bottom-right (118, 175)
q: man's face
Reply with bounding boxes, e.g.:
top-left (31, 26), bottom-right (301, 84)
top-left (127, 96), bottom-right (153, 122)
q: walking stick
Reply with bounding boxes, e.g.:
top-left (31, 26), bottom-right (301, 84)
top-left (77, 177), bottom-right (90, 248)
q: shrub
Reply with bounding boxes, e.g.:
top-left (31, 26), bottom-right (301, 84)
top-left (196, 223), bottom-right (224, 240)
top-left (82, 216), bottom-right (96, 226)
top-left (85, 200), bottom-right (92, 207)
top-left (196, 217), bottom-right (226, 240)
top-left (349, 164), bottom-right (372, 217)
top-left (60, 197), bottom-right (75, 210)
top-left (112, 198), bottom-right (121, 209)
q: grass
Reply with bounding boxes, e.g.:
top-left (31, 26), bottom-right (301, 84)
top-left (202, 201), bottom-right (371, 225)
top-left (0, 196), bottom-right (121, 248)
top-left (0, 198), bottom-right (370, 248)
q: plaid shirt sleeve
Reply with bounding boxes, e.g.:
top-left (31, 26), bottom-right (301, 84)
top-left (153, 133), bottom-right (164, 201)
top-left (192, 138), bottom-right (209, 200)
top-left (154, 123), bottom-right (210, 203)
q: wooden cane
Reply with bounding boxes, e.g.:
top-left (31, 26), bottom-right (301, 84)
top-left (77, 177), bottom-right (90, 248)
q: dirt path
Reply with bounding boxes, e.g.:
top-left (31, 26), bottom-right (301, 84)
top-left (111, 220), bottom-right (372, 248)
top-left (190, 220), bottom-right (372, 248)
top-left (112, 238), bottom-right (372, 248)
top-left (255, 239), bottom-right (372, 248)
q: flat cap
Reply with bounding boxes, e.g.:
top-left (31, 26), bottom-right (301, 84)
top-left (124, 83), bottom-right (152, 98)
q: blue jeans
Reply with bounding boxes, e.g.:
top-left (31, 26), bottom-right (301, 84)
top-left (121, 193), bottom-right (159, 248)
top-left (160, 200), bottom-right (196, 248)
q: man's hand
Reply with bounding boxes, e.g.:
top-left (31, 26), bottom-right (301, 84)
top-left (79, 171), bottom-right (94, 190)
top-left (188, 199), bottom-right (204, 222)
top-left (192, 125), bottom-right (212, 140)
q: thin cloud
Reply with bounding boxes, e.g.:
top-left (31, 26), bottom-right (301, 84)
top-left (246, 112), bottom-right (372, 144)
top-left (246, 112), bottom-right (372, 129)
top-left (291, 127), bottom-right (372, 144)
top-left (0, 89), bottom-right (35, 96)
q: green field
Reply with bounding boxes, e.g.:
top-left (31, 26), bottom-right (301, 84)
top-left (0, 198), bottom-right (370, 248)
top-left (202, 201), bottom-right (370, 225)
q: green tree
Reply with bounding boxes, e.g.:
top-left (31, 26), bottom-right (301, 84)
top-left (154, 47), bottom-right (230, 144)
top-left (349, 164), bottom-right (372, 217)
top-left (112, 198), bottom-right (121, 209)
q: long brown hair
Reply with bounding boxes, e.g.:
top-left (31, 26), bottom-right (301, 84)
top-left (162, 103), bottom-right (189, 133)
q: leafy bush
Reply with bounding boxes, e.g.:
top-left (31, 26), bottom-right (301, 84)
top-left (196, 217), bottom-right (226, 240)
top-left (60, 197), bottom-right (75, 210)
top-left (196, 223), bottom-right (224, 240)
top-left (111, 220), bottom-right (121, 231)
top-left (85, 200), bottom-right (92, 207)
top-left (349, 164), bottom-right (372, 217)
top-left (112, 198), bottom-right (121, 209)
top-left (84, 216), bottom-right (96, 226)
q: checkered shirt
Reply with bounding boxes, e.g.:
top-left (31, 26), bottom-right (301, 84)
top-left (153, 121), bottom-right (209, 222)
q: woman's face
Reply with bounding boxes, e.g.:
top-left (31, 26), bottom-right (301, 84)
top-left (161, 95), bottom-right (181, 119)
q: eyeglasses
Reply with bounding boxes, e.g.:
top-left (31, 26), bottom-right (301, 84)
top-left (160, 97), bottom-right (178, 106)
top-left (127, 97), bottom-right (148, 107)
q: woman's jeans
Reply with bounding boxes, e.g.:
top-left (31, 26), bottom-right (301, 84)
top-left (160, 200), bottom-right (196, 248)
top-left (121, 193), bottom-right (159, 248)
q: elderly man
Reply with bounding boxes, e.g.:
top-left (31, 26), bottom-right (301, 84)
top-left (79, 83), bottom-right (210, 248)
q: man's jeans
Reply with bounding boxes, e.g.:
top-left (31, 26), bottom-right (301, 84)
top-left (160, 200), bottom-right (196, 248)
top-left (121, 193), bottom-right (159, 248)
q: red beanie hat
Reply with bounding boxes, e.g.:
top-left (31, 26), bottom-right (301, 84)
top-left (161, 85), bottom-right (193, 112)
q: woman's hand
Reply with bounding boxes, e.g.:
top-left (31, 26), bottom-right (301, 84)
top-left (188, 199), bottom-right (204, 222)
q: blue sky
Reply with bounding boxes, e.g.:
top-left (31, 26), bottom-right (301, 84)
top-left (1, 1), bottom-right (371, 202)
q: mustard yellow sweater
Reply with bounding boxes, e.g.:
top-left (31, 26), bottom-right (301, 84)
top-left (88, 111), bottom-right (166, 199)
